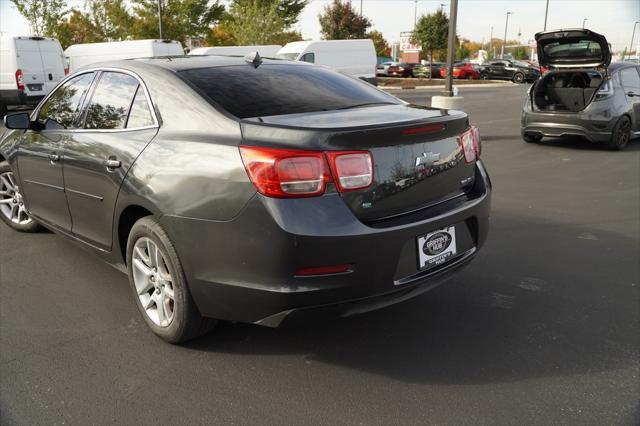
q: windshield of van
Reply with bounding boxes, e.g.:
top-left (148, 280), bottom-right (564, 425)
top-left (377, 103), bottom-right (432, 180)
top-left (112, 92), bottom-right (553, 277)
top-left (275, 52), bottom-right (299, 60)
top-left (180, 64), bottom-right (400, 119)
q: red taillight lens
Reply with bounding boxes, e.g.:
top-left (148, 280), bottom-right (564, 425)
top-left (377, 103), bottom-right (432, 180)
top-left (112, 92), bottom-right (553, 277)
top-left (64, 68), bottom-right (69, 76)
top-left (239, 146), bottom-right (330, 198)
top-left (458, 126), bottom-right (481, 164)
top-left (325, 151), bottom-right (373, 192)
top-left (15, 69), bottom-right (24, 91)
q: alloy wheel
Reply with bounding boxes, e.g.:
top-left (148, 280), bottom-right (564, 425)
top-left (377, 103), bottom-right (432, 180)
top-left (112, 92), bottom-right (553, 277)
top-left (616, 117), bottom-right (631, 148)
top-left (0, 171), bottom-right (33, 226)
top-left (132, 237), bottom-right (176, 327)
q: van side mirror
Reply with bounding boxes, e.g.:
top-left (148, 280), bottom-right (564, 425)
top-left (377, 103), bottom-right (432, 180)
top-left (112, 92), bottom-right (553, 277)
top-left (4, 112), bottom-right (32, 130)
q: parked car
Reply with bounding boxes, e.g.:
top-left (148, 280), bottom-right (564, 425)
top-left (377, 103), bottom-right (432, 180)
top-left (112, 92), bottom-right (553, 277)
top-left (0, 56), bottom-right (491, 343)
top-left (440, 62), bottom-right (479, 79)
top-left (413, 62), bottom-right (445, 78)
top-left (479, 60), bottom-right (540, 83)
top-left (0, 36), bottom-right (67, 118)
top-left (376, 61), bottom-right (397, 76)
top-left (387, 63), bottom-right (419, 77)
top-left (189, 45), bottom-right (282, 57)
top-left (64, 39), bottom-right (184, 73)
top-left (276, 39), bottom-right (377, 84)
top-left (522, 28), bottom-right (640, 150)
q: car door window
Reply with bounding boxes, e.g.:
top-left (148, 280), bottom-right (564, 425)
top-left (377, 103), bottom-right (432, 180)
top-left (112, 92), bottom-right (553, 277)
top-left (37, 72), bottom-right (95, 129)
top-left (619, 67), bottom-right (640, 90)
top-left (85, 72), bottom-right (139, 130)
top-left (301, 53), bottom-right (315, 63)
top-left (126, 86), bottom-right (155, 128)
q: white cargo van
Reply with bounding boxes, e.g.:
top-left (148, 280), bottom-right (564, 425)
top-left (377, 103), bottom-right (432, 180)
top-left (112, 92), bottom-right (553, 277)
top-left (65, 39), bottom-right (184, 72)
top-left (0, 36), bottom-right (67, 117)
top-left (276, 39), bottom-right (377, 84)
top-left (189, 45), bottom-right (282, 57)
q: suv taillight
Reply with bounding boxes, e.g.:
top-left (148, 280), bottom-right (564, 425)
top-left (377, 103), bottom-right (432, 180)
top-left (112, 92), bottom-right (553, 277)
top-left (15, 69), bottom-right (24, 91)
top-left (240, 146), bottom-right (373, 198)
top-left (458, 126), bottom-right (481, 163)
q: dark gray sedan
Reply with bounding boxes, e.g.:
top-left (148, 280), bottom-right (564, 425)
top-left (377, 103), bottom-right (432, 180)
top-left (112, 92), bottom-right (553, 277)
top-left (522, 29), bottom-right (640, 150)
top-left (0, 55), bottom-right (491, 343)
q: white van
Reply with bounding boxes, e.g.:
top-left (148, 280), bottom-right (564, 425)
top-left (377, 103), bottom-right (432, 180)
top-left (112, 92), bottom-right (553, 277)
top-left (0, 36), bottom-right (66, 117)
top-left (276, 39), bottom-right (377, 84)
top-left (189, 45), bottom-right (282, 57)
top-left (65, 39), bottom-right (184, 73)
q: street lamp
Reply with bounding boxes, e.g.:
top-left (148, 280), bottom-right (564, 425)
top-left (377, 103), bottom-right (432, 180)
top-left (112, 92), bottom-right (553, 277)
top-left (543, 0), bottom-right (550, 31)
top-left (630, 21), bottom-right (640, 60)
top-left (157, 0), bottom-right (163, 39)
top-left (501, 11), bottom-right (512, 59)
top-left (582, 18), bottom-right (588, 28)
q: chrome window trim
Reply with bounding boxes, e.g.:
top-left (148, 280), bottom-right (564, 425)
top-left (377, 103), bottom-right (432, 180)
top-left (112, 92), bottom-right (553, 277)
top-left (32, 66), bottom-right (160, 133)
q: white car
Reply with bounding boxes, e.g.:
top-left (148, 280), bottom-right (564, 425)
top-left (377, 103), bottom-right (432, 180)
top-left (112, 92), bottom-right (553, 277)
top-left (276, 39), bottom-right (377, 84)
top-left (0, 36), bottom-right (66, 117)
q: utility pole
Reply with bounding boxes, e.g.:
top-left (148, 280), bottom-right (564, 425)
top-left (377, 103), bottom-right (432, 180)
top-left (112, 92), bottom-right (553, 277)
top-left (630, 21), bottom-right (640, 60)
top-left (360, 0), bottom-right (363, 15)
top-left (443, 0), bottom-right (458, 97)
top-left (501, 11), bottom-right (511, 59)
top-left (582, 18), bottom-right (588, 28)
top-left (489, 26), bottom-right (493, 59)
top-left (414, 0), bottom-right (418, 26)
top-left (543, 0), bottom-right (549, 31)
top-left (157, 0), bottom-right (163, 39)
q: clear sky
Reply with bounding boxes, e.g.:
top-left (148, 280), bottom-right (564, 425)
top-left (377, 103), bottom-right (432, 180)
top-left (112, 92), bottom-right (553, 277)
top-left (1, 0), bottom-right (639, 52)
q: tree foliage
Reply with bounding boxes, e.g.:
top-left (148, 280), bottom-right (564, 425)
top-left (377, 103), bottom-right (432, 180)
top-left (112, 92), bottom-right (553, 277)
top-left (10, 0), bottom-right (67, 37)
top-left (367, 30), bottom-right (389, 57)
top-left (411, 10), bottom-right (448, 59)
top-left (226, 0), bottom-right (287, 45)
top-left (318, 0), bottom-right (371, 40)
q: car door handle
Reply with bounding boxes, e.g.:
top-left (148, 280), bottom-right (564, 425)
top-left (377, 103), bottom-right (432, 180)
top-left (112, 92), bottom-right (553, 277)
top-left (103, 159), bottom-right (121, 169)
top-left (627, 91), bottom-right (638, 97)
top-left (48, 153), bottom-right (60, 162)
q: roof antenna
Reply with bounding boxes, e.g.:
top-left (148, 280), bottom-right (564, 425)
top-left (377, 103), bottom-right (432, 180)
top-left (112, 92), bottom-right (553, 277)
top-left (244, 51), bottom-right (262, 68)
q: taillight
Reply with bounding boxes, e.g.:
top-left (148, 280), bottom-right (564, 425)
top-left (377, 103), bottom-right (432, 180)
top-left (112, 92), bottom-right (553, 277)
top-left (64, 68), bottom-right (69, 76)
top-left (594, 80), bottom-right (613, 101)
top-left (458, 126), bottom-right (481, 163)
top-left (240, 146), bottom-right (374, 197)
top-left (15, 69), bottom-right (24, 91)
top-left (325, 151), bottom-right (373, 191)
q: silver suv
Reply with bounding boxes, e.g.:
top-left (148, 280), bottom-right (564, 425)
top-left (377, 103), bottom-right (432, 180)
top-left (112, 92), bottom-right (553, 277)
top-left (521, 29), bottom-right (640, 150)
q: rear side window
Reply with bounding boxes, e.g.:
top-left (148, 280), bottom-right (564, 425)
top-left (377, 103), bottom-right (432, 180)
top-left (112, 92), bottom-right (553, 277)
top-left (126, 86), bottom-right (155, 128)
top-left (619, 67), bottom-right (640, 90)
top-left (38, 72), bottom-right (95, 129)
top-left (85, 72), bottom-right (139, 129)
top-left (180, 64), bottom-right (399, 119)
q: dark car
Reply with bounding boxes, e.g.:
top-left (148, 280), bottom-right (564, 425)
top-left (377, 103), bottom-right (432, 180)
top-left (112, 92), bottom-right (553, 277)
top-left (387, 62), bottom-right (419, 77)
top-left (479, 59), bottom-right (540, 83)
top-left (0, 56), bottom-right (491, 343)
top-left (522, 28), bottom-right (640, 150)
top-left (413, 62), bottom-right (444, 78)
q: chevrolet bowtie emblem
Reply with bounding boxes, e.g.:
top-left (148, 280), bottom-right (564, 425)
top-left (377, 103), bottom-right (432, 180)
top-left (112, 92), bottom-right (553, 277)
top-left (415, 152), bottom-right (440, 167)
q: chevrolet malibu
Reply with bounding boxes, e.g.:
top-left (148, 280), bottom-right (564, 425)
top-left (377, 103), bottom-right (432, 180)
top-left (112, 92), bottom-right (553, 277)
top-left (0, 55), bottom-right (491, 343)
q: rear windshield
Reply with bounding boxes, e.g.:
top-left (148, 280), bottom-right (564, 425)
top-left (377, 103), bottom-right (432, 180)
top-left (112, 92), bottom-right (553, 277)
top-left (180, 64), bottom-right (399, 119)
top-left (543, 39), bottom-right (602, 60)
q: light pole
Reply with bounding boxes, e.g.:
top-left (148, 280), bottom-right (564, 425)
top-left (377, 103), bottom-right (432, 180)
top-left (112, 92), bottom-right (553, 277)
top-left (440, 3), bottom-right (447, 12)
top-left (360, 0), bottom-right (363, 15)
top-left (543, 0), bottom-right (549, 30)
top-left (582, 18), bottom-right (588, 28)
top-left (489, 26), bottom-right (493, 59)
top-left (414, 0), bottom-right (418, 26)
top-left (443, 0), bottom-right (459, 97)
top-left (501, 11), bottom-right (511, 59)
top-left (157, 0), bottom-right (163, 39)
top-left (630, 21), bottom-right (640, 60)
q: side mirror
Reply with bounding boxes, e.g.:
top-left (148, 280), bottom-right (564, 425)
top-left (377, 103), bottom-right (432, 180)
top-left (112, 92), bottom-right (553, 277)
top-left (4, 112), bottom-right (31, 130)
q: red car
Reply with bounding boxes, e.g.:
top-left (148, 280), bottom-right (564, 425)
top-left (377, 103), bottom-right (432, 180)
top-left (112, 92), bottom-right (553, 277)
top-left (440, 62), bottom-right (479, 79)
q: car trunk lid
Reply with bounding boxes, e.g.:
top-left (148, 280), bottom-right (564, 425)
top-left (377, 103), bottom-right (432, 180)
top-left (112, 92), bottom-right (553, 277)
top-left (535, 28), bottom-right (611, 69)
top-left (241, 104), bottom-right (475, 223)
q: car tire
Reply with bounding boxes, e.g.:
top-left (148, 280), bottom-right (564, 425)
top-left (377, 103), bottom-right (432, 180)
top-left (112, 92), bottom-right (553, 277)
top-left (0, 161), bottom-right (42, 232)
top-left (0, 103), bottom-right (7, 119)
top-left (604, 115), bottom-right (632, 151)
top-left (126, 216), bottom-right (217, 344)
top-left (513, 73), bottom-right (525, 83)
top-left (480, 73), bottom-right (489, 80)
top-left (522, 132), bottom-right (542, 143)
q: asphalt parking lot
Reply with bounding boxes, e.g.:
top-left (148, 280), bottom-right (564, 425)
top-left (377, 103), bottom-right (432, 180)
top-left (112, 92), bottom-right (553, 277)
top-left (1, 85), bottom-right (639, 425)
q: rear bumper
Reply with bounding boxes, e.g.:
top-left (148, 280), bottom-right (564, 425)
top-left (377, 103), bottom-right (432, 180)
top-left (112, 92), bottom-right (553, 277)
top-left (161, 161), bottom-right (491, 326)
top-left (521, 108), bottom-right (615, 143)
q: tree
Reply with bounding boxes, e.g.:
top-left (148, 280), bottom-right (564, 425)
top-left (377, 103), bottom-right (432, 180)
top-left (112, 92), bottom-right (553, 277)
top-left (231, 0), bottom-right (307, 28)
top-left (226, 0), bottom-right (287, 45)
top-left (318, 0), bottom-right (371, 40)
top-left (368, 30), bottom-right (390, 57)
top-left (411, 10), bottom-right (448, 78)
top-left (10, 0), bottom-right (67, 37)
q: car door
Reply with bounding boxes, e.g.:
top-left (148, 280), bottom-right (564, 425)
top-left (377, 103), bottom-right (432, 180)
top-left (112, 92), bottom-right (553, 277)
top-left (63, 70), bottom-right (158, 250)
top-left (487, 61), bottom-right (502, 79)
top-left (16, 71), bottom-right (96, 231)
top-left (618, 67), bottom-right (640, 132)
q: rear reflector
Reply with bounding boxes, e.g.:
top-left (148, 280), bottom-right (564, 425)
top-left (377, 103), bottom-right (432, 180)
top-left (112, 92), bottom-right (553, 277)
top-left (458, 126), bottom-right (481, 164)
top-left (295, 264), bottom-right (352, 276)
top-left (325, 151), bottom-right (373, 192)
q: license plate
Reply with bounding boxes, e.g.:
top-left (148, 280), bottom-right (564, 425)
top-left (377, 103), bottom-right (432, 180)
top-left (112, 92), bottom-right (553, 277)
top-left (417, 226), bottom-right (457, 270)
